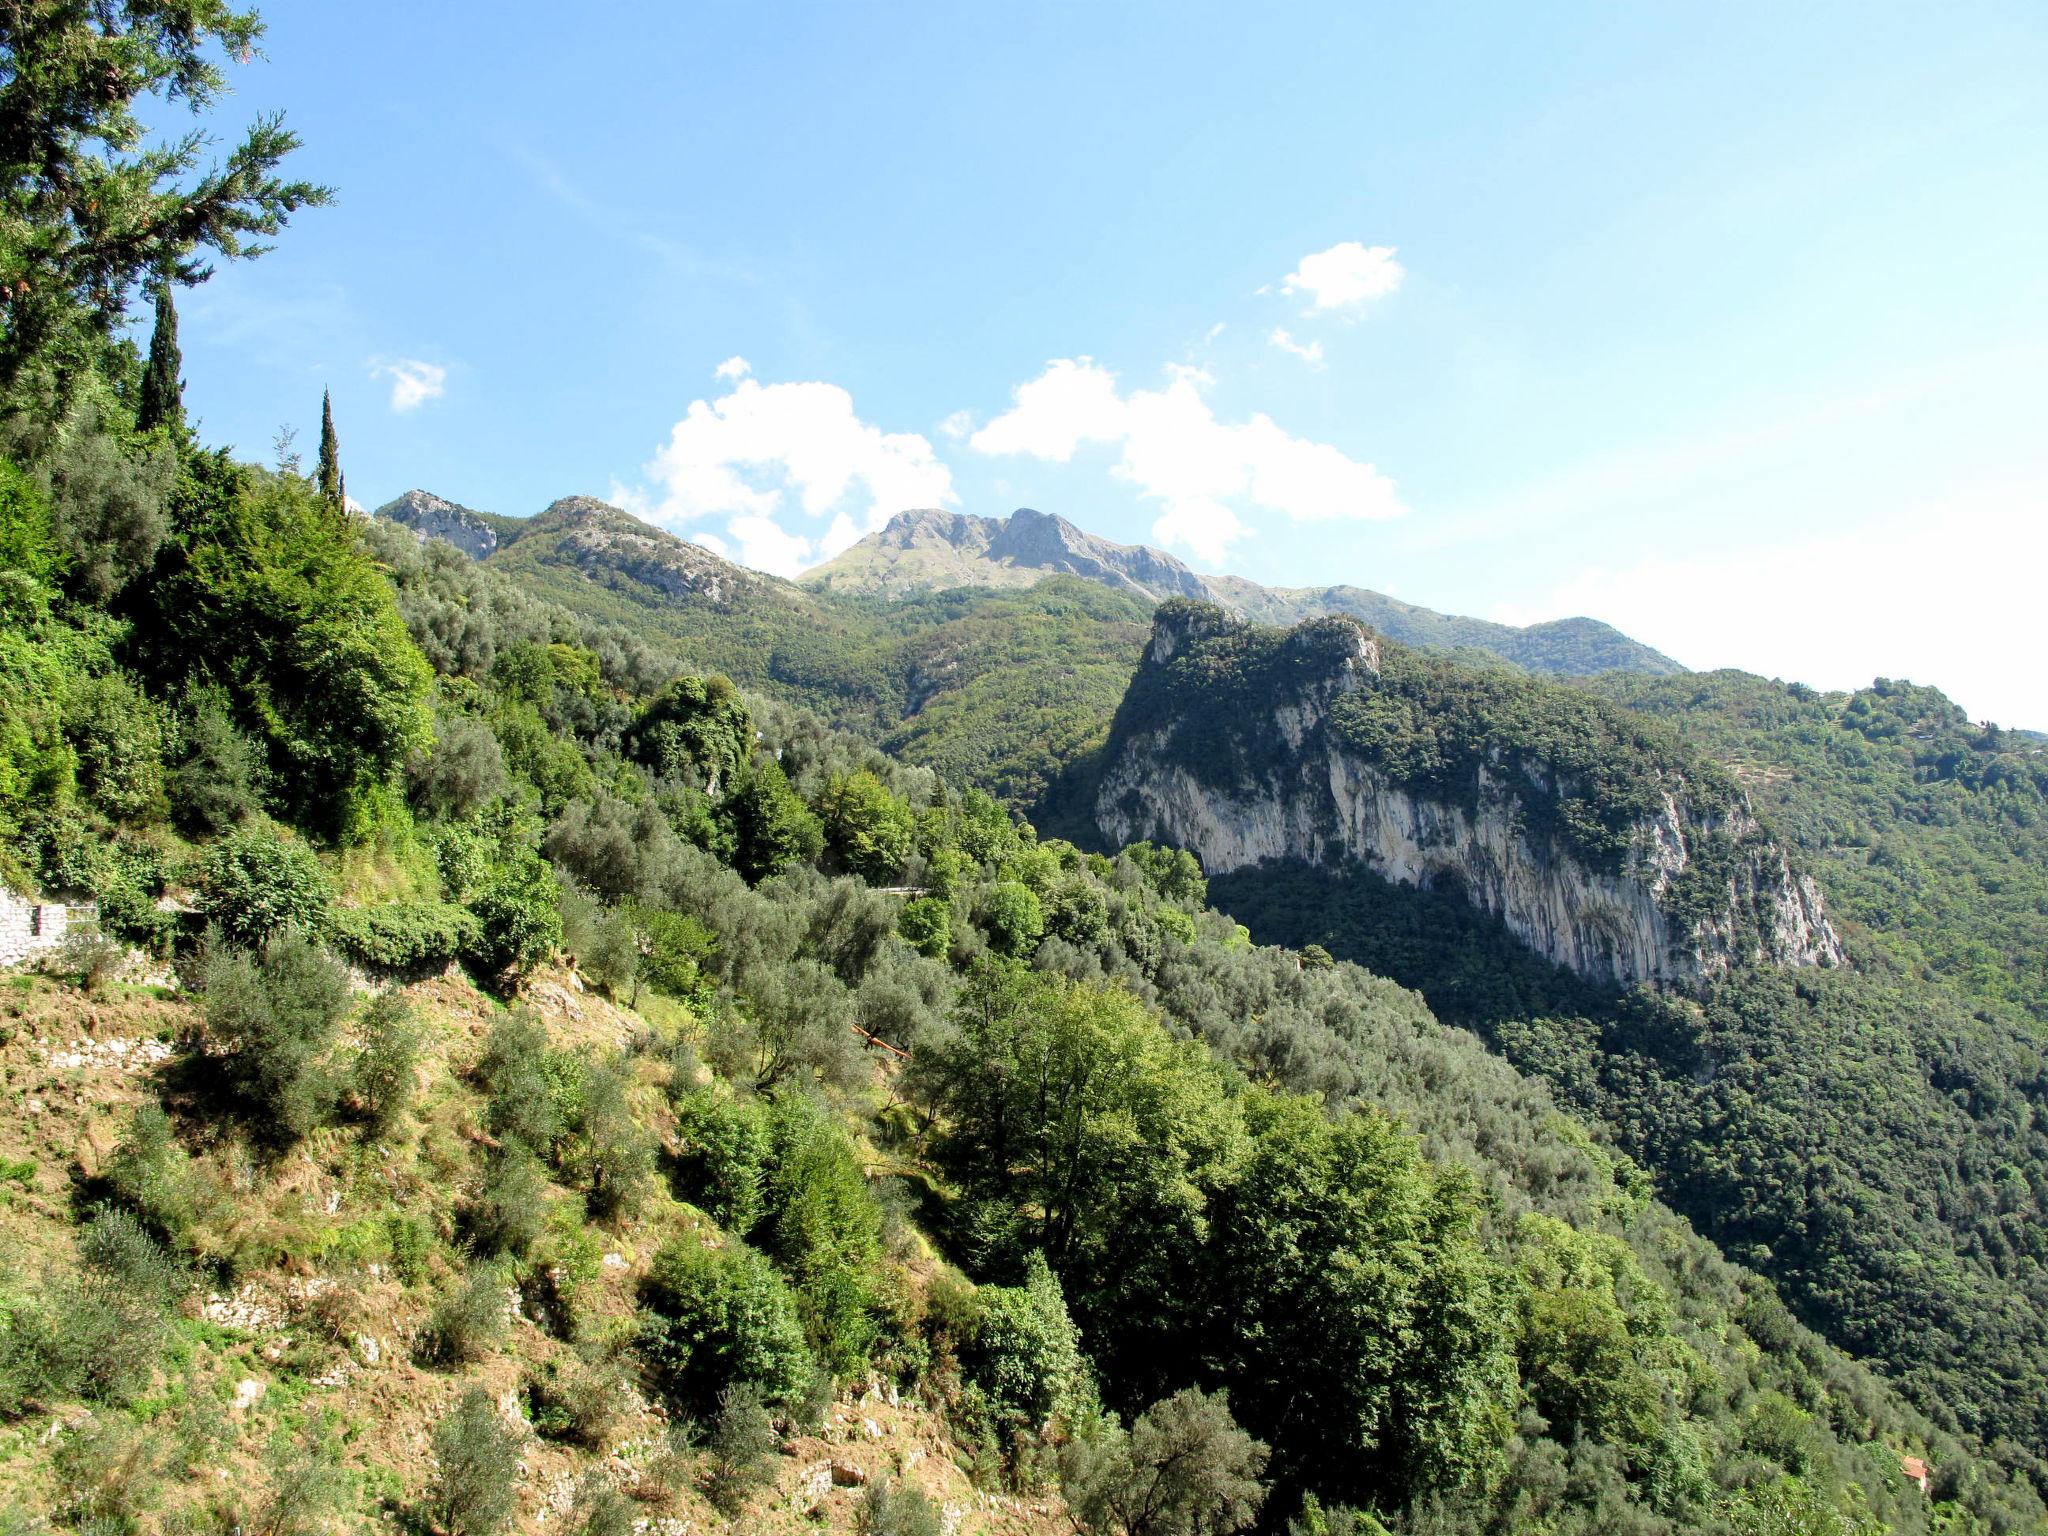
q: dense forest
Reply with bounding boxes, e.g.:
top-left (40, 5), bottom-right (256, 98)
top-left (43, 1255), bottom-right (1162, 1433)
top-left (3, 4), bottom-right (2045, 1535)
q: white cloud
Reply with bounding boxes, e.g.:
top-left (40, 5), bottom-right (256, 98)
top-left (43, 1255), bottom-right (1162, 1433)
top-left (1490, 480), bottom-right (2048, 727)
top-left (1281, 242), bottom-right (1404, 311)
top-left (373, 358), bottom-right (446, 412)
top-left (623, 375), bottom-right (956, 576)
top-left (1204, 322), bottom-right (1227, 344)
top-left (938, 409), bottom-right (976, 441)
top-left (1267, 328), bottom-right (1324, 364)
top-left (714, 355), bottom-right (751, 381)
top-left (972, 358), bottom-right (1404, 566)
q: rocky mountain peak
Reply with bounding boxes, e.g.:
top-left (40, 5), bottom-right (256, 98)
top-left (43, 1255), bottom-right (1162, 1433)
top-left (372, 488), bottom-right (502, 560)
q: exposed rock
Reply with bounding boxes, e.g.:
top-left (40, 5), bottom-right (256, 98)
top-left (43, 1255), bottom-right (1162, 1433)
top-left (373, 488), bottom-right (502, 559)
top-left (1094, 606), bottom-right (1840, 990)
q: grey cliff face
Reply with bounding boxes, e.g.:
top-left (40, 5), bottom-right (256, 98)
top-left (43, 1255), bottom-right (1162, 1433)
top-left (1095, 610), bottom-right (1841, 990)
top-left (374, 489), bottom-right (500, 560)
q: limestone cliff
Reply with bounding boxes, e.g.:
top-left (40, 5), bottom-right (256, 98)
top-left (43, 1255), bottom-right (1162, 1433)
top-left (373, 488), bottom-right (505, 560)
top-left (1093, 604), bottom-right (1841, 989)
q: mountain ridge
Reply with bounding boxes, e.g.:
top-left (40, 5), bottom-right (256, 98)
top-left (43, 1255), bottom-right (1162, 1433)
top-left (807, 505), bottom-right (1685, 677)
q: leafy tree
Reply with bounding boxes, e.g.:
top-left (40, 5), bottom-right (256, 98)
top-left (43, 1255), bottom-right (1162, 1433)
top-left (203, 928), bottom-right (350, 1145)
top-left (638, 1233), bottom-right (811, 1414)
top-left (670, 1085), bottom-right (773, 1236)
top-left (475, 1009), bottom-right (563, 1154)
top-left (725, 758), bottom-right (824, 883)
top-left (963, 1251), bottom-right (1092, 1431)
top-left (819, 769), bottom-right (915, 883)
top-left (1063, 1388), bottom-right (1268, 1536)
top-left (703, 1380), bottom-right (779, 1515)
top-left (428, 1385), bottom-right (519, 1535)
top-left (465, 842), bottom-right (563, 974)
top-left (627, 672), bottom-right (753, 789)
top-left (978, 880), bottom-right (1043, 957)
top-left (899, 894), bottom-right (950, 959)
top-left (135, 281), bottom-right (183, 434)
top-left (760, 1091), bottom-right (882, 1377)
top-left (315, 387), bottom-right (343, 512)
top-left (196, 824), bottom-right (330, 947)
top-left (350, 988), bottom-right (421, 1137)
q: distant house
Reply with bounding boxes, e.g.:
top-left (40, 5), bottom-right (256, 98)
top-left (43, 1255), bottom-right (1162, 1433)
top-left (1900, 1455), bottom-right (1931, 1494)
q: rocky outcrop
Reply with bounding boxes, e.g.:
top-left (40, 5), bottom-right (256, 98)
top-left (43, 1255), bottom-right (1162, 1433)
top-left (373, 489), bottom-right (502, 560)
top-left (524, 496), bottom-right (760, 605)
top-left (1094, 606), bottom-right (1840, 989)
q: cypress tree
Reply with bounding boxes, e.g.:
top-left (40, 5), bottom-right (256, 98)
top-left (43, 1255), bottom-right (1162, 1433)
top-left (316, 388), bottom-right (345, 512)
top-left (136, 282), bottom-right (184, 434)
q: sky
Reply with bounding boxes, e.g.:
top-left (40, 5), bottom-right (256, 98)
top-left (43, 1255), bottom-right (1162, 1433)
top-left (166, 3), bottom-right (2048, 725)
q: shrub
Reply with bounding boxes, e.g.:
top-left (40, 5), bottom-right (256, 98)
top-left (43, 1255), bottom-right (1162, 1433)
top-left (351, 988), bottom-right (422, 1137)
top-left (567, 1474), bottom-right (636, 1536)
top-left (52, 1415), bottom-right (162, 1532)
top-left (169, 692), bottom-right (265, 835)
top-left (638, 1234), bottom-right (811, 1415)
top-left (526, 1355), bottom-right (635, 1449)
top-left (635, 904), bottom-right (717, 1005)
top-left (256, 1419), bottom-right (351, 1536)
top-left (464, 843), bottom-right (563, 974)
top-left (898, 896), bottom-right (951, 960)
top-left (410, 712), bottom-right (508, 821)
top-left (703, 1380), bottom-right (779, 1515)
top-left (329, 899), bottom-right (478, 973)
top-left (203, 930), bottom-right (350, 1145)
top-left (761, 1092), bottom-right (882, 1379)
top-left (65, 670), bottom-right (167, 823)
top-left (422, 1264), bottom-right (510, 1366)
top-left (964, 1253), bottom-right (1091, 1430)
top-left (428, 1385), bottom-right (520, 1535)
top-left (460, 1146), bottom-right (550, 1261)
top-left (49, 926), bottom-right (125, 994)
top-left (103, 1104), bottom-right (195, 1246)
top-left (669, 1086), bottom-right (771, 1237)
top-left (195, 825), bottom-right (331, 948)
top-left (861, 1477), bottom-right (943, 1536)
top-left (979, 881), bottom-right (1043, 959)
top-left (564, 1058), bottom-right (653, 1223)
top-left (0, 1209), bottom-right (182, 1413)
top-left (475, 1009), bottom-right (563, 1154)
top-left (1061, 1388), bottom-right (1268, 1536)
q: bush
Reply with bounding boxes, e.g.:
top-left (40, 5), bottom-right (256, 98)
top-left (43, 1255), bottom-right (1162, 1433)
top-left (196, 826), bottom-right (331, 948)
top-left (203, 930), bottom-right (350, 1145)
top-left (898, 895), bottom-right (951, 960)
top-left (978, 881), bottom-right (1043, 958)
top-left (564, 1058), bottom-right (653, 1223)
top-left (638, 1234), bottom-right (812, 1415)
top-left (670, 1086), bottom-right (772, 1237)
top-left (964, 1252), bottom-right (1091, 1430)
top-left (635, 904), bottom-right (717, 1004)
top-left (567, 1474), bottom-right (637, 1536)
top-left (52, 1415), bottom-right (162, 1532)
top-left (760, 1092), bottom-right (882, 1379)
top-left (862, 1478), bottom-right (944, 1536)
top-left (329, 899), bottom-right (478, 972)
top-left (410, 712), bottom-right (508, 820)
top-left (464, 843), bottom-right (562, 974)
top-left (0, 1209), bottom-right (182, 1414)
top-left (351, 988), bottom-right (422, 1137)
top-left (526, 1355), bottom-right (636, 1449)
top-left (475, 1009), bottom-right (563, 1155)
top-left (168, 692), bottom-right (265, 836)
top-left (49, 926), bottom-right (125, 994)
top-left (102, 1104), bottom-right (195, 1247)
top-left (256, 1419), bottom-right (351, 1536)
top-left (461, 1146), bottom-right (551, 1261)
top-left (1062, 1388), bottom-right (1268, 1536)
top-left (704, 1380), bottom-right (779, 1515)
top-left (428, 1385), bottom-right (520, 1536)
top-left (422, 1264), bottom-right (510, 1366)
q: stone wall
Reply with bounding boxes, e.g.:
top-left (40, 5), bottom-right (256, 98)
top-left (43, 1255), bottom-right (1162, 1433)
top-left (0, 888), bottom-right (97, 969)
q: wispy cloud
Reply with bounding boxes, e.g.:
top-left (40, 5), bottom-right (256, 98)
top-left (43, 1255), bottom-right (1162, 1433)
top-left (1267, 328), bottom-right (1324, 364)
top-left (372, 358), bottom-right (447, 412)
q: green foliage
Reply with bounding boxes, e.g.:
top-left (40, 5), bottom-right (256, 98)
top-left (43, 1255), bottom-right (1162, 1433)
top-left (203, 929), bottom-right (350, 1145)
top-left (861, 1477), bottom-right (944, 1536)
top-left (461, 1146), bottom-right (550, 1261)
top-left (1122, 841), bottom-right (1207, 909)
top-left (562, 1057), bottom-right (654, 1222)
top-left (168, 688), bottom-right (266, 835)
top-left (350, 988), bottom-right (422, 1136)
top-left (638, 1232), bottom-right (812, 1415)
top-left (196, 824), bottom-right (332, 947)
top-left (899, 893), bottom-right (951, 958)
top-left (627, 672), bottom-right (754, 788)
top-left (330, 898), bottom-right (477, 972)
top-left (671, 1085), bottom-right (773, 1236)
top-left (136, 284), bottom-right (184, 436)
top-left (704, 1379), bottom-right (780, 1515)
top-left (725, 759), bottom-right (824, 883)
top-left (422, 1263), bottom-right (510, 1367)
top-left (475, 1009), bottom-right (563, 1154)
top-left (315, 388), bottom-right (343, 512)
top-left (978, 880), bottom-right (1043, 957)
top-left (963, 1253), bottom-right (1093, 1431)
top-left (144, 465), bottom-right (433, 836)
top-left (102, 1104), bottom-right (196, 1247)
top-left (1062, 1388), bottom-right (1269, 1536)
top-left (464, 841), bottom-right (563, 973)
top-left (819, 768), bottom-right (916, 882)
top-left (759, 1092), bottom-right (883, 1378)
top-left (429, 1384), bottom-right (520, 1535)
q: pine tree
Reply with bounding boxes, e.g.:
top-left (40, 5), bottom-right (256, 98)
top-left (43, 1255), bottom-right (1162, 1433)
top-left (316, 389), bottom-right (345, 512)
top-left (136, 282), bottom-right (184, 434)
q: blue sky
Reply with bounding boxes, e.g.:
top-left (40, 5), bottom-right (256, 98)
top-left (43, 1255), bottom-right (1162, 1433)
top-left (172, 3), bottom-right (2048, 723)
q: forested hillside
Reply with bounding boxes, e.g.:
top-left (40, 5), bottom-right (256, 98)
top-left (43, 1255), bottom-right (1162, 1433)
top-left (3, 5), bottom-right (2045, 1535)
